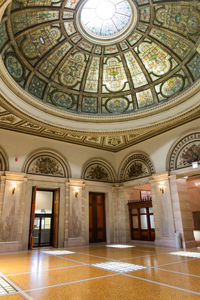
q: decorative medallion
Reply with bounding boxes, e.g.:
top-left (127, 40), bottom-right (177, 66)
top-left (51, 91), bottom-right (74, 108)
top-left (5, 54), bottom-right (24, 81)
top-left (161, 77), bottom-right (184, 98)
top-left (106, 98), bottom-right (129, 113)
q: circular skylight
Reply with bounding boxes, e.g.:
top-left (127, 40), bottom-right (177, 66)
top-left (80, 0), bottom-right (132, 39)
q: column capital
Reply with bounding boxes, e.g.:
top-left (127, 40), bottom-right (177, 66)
top-left (168, 174), bottom-right (177, 181)
top-left (0, 175), bottom-right (6, 182)
top-left (112, 184), bottom-right (124, 191)
top-left (150, 172), bottom-right (169, 183)
top-left (4, 171), bottom-right (27, 182)
top-left (69, 178), bottom-right (85, 187)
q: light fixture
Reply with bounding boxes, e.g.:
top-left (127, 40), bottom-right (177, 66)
top-left (74, 187), bottom-right (79, 198)
top-left (192, 161), bottom-right (199, 169)
top-left (159, 185), bottom-right (165, 194)
top-left (11, 185), bottom-right (16, 194)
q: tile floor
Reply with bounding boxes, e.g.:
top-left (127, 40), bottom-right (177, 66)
top-left (0, 244), bottom-right (200, 299)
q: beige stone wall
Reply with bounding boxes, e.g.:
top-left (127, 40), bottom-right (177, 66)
top-left (0, 121), bottom-right (200, 251)
top-left (187, 182), bottom-right (200, 212)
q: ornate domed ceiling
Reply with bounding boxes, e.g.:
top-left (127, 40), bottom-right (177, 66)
top-left (0, 0), bottom-right (200, 117)
top-left (0, 0), bottom-right (200, 152)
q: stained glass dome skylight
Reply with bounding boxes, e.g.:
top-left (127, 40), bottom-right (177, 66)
top-left (80, 0), bottom-right (133, 40)
top-left (0, 0), bottom-right (200, 118)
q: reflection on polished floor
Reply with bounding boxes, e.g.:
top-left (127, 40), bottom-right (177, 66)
top-left (1, 244), bottom-right (200, 299)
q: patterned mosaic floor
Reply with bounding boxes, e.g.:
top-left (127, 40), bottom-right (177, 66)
top-left (1, 244), bottom-right (200, 299)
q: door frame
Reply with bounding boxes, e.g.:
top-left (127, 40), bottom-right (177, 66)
top-left (28, 187), bottom-right (60, 249)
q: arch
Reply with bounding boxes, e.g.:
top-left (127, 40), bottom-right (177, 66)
top-left (167, 131), bottom-right (200, 171)
top-left (23, 148), bottom-right (71, 178)
top-left (0, 145), bottom-right (9, 171)
top-left (0, 0), bottom-right (11, 21)
top-left (118, 151), bottom-right (155, 182)
top-left (82, 158), bottom-right (116, 183)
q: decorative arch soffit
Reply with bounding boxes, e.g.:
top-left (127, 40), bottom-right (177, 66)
top-left (82, 159), bottom-right (116, 183)
top-left (0, 0), bottom-right (199, 120)
top-left (23, 149), bottom-right (71, 177)
top-left (119, 152), bottom-right (155, 182)
top-left (0, 145), bottom-right (8, 171)
top-left (167, 132), bottom-right (200, 171)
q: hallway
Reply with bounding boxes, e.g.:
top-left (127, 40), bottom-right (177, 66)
top-left (1, 244), bottom-right (200, 299)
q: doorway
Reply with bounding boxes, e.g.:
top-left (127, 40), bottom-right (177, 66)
top-left (89, 192), bottom-right (106, 243)
top-left (186, 176), bottom-right (200, 244)
top-left (127, 184), bottom-right (155, 241)
top-left (128, 200), bottom-right (155, 241)
top-left (29, 187), bottom-right (60, 249)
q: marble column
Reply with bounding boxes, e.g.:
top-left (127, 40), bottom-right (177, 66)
top-left (150, 173), bottom-right (176, 248)
top-left (170, 176), bottom-right (196, 248)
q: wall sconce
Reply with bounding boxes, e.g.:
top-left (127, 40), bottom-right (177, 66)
top-left (159, 185), bottom-right (165, 194)
top-left (74, 187), bottom-right (79, 198)
top-left (11, 185), bottom-right (16, 195)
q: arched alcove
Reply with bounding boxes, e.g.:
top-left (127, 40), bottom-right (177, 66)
top-left (82, 158), bottom-right (116, 183)
top-left (167, 131), bottom-right (200, 171)
top-left (0, 146), bottom-right (9, 171)
top-left (23, 149), bottom-right (71, 177)
top-left (118, 151), bottom-right (155, 182)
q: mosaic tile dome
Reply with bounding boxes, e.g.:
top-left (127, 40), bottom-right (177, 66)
top-left (0, 0), bottom-right (200, 116)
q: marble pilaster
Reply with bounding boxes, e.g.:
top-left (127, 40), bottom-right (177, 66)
top-left (150, 173), bottom-right (176, 248)
top-left (66, 179), bottom-right (86, 247)
top-left (0, 172), bottom-right (27, 251)
top-left (170, 176), bottom-right (196, 248)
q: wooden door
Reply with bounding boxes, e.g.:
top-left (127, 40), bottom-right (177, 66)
top-left (89, 192), bottom-right (106, 243)
top-left (53, 188), bottom-right (60, 248)
top-left (128, 201), bottom-right (155, 241)
top-left (28, 186), bottom-right (37, 250)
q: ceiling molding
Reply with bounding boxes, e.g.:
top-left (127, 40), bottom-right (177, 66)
top-left (0, 95), bottom-right (199, 152)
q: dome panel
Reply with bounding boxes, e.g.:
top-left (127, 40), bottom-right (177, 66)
top-left (161, 77), bottom-right (184, 98)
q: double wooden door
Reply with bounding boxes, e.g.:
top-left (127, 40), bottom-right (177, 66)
top-left (128, 201), bottom-right (155, 241)
top-left (89, 192), bottom-right (106, 243)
